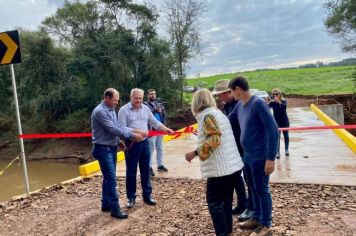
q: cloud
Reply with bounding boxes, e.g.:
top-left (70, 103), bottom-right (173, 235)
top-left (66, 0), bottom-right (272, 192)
top-left (185, 0), bottom-right (349, 76)
top-left (0, 0), bottom-right (350, 77)
top-left (0, 0), bottom-right (62, 31)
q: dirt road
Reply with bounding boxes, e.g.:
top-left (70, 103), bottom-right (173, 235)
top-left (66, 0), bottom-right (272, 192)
top-left (1, 176), bottom-right (355, 235)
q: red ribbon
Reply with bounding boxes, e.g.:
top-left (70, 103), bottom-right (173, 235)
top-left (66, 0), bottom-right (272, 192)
top-left (148, 126), bottom-right (195, 138)
top-left (18, 124), bottom-right (356, 139)
top-left (19, 133), bottom-right (92, 139)
top-left (279, 124), bottom-right (356, 131)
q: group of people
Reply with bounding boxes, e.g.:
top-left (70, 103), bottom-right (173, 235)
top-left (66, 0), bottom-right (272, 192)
top-left (185, 76), bottom-right (290, 236)
top-left (91, 88), bottom-right (173, 219)
top-left (90, 77), bottom-right (290, 236)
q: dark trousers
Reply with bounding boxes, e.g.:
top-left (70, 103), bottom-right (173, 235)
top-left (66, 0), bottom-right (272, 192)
top-left (243, 169), bottom-right (254, 210)
top-left (206, 172), bottom-right (235, 236)
top-left (244, 159), bottom-right (272, 227)
top-left (92, 144), bottom-right (119, 210)
top-left (278, 130), bottom-right (289, 152)
top-left (125, 139), bottom-right (152, 200)
top-left (233, 169), bottom-right (248, 210)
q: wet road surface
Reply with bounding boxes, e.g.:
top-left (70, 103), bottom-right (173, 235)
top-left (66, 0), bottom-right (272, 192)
top-left (114, 107), bottom-right (356, 186)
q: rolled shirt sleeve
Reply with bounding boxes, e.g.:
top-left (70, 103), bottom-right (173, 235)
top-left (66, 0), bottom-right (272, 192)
top-left (95, 109), bottom-right (132, 139)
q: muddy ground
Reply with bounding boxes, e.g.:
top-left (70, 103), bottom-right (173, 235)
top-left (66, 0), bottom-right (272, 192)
top-left (0, 177), bottom-right (355, 235)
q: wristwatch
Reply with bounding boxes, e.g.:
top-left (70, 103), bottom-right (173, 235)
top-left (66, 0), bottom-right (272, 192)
top-left (194, 150), bottom-right (198, 156)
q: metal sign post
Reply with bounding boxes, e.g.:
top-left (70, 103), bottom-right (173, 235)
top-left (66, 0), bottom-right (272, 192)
top-left (0, 30), bottom-right (30, 195)
top-left (10, 64), bottom-right (30, 195)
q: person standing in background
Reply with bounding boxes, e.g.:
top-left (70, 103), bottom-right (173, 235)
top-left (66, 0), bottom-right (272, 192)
top-left (267, 88), bottom-right (290, 158)
top-left (144, 89), bottom-right (168, 177)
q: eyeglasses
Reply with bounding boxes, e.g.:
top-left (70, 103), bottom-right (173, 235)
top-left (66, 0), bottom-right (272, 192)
top-left (272, 93), bottom-right (279, 96)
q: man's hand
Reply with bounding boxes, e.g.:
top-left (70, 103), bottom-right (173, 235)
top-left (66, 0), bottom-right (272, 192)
top-left (131, 132), bottom-right (144, 142)
top-left (264, 159), bottom-right (275, 175)
top-left (118, 140), bottom-right (126, 152)
top-left (185, 151), bottom-right (196, 163)
top-left (133, 129), bottom-right (148, 138)
top-left (165, 128), bottom-right (175, 135)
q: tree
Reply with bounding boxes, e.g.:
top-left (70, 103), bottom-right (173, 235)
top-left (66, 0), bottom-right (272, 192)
top-left (164, 0), bottom-right (205, 107)
top-left (324, 0), bottom-right (356, 53)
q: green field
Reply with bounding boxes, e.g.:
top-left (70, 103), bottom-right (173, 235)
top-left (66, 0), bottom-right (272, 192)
top-left (187, 66), bottom-right (356, 95)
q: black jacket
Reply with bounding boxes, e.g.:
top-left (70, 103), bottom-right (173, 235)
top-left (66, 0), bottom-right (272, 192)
top-left (223, 100), bottom-right (244, 157)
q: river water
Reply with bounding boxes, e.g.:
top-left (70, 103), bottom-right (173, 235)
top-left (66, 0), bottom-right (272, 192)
top-left (0, 159), bottom-right (79, 202)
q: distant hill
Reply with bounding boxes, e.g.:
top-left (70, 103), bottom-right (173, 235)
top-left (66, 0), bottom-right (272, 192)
top-left (298, 58), bottom-right (356, 69)
top-left (187, 65), bottom-right (356, 95)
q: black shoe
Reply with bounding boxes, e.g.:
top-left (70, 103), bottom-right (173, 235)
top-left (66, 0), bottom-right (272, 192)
top-left (143, 197), bottom-right (157, 205)
top-left (238, 209), bottom-right (254, 222)
top-left (150, 167), bottom-right (155, 177)
top-left (232, 206), bottom-right (246, 215)
top-left (111, 208), bottom-right (128, 219)
top-left (101, 206), bottom-right (111, 212)
top-left (157, 165), bottom-right (168, 172)
top-left (127, 198), bottom-right (136, 208)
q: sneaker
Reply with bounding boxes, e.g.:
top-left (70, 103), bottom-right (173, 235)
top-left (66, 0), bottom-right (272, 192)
top-left (276, 152), bottom-right (280, 159)
top-left (285, 150), bottom-right (289, 156)
top-left (150, 167), bottom-right (155, 177)
top-left (250, 225), bottom-right (272, 236)
top-left (157, 165), bottom-right (168, 172)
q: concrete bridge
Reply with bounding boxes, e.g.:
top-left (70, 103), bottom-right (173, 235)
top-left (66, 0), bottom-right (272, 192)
top-left (115, 106), bottom-right (356, 186)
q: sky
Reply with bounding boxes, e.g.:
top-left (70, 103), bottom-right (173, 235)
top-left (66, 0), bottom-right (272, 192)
top-left (0, 0), bottom-right (351, 77)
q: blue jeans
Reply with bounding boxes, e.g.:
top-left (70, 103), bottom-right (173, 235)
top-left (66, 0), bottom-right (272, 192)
top-left (148, 135), bottom-right (164, 167)
top-left (92, 144), bottom-right (119, 210)
top-left (278, 130), bottom-right (289, 152)
top-left (244, 159), bottom-right (272, 227)
top-left (125, 139), bottom-right (152, 200)
top-left (242, 169), bottom-right (254, 210)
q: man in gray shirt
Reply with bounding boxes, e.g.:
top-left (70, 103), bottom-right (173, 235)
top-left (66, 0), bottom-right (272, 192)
top-left (118, 88), bottom-right (174, 208)
top-left (91, 88), bottom-right (145, 219)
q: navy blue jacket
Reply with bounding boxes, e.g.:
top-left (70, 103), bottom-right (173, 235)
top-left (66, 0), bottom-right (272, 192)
top-left (269, 99), bottom-right (290, 128)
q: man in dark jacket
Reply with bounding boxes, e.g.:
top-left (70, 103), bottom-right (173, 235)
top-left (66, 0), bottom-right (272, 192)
top-left (144, 89), bottom-right (168, 177)
top-left (212, 80), bottom-right (252, 220)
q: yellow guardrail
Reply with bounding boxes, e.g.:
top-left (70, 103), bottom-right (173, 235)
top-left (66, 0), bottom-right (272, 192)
top-left (79, 151), bottom-right (125, 176)
top-left (79, 124), bottom-right (198, 176)
top-left (310, 104), bottom-right (356, 154)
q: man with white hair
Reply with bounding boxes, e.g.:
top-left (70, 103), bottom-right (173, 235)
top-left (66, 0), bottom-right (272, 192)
top-left (118, 88), bottom-right (174, 208)
top-left (91, 88), bottom-right (145, 219)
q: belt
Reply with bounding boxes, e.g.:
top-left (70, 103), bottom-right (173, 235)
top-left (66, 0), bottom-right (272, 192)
top-left (94, 143), bottom-right (116, 149)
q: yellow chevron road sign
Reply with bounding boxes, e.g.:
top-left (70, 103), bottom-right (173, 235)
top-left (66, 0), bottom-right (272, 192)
top-left (0, 30), bottom-right (21, 65)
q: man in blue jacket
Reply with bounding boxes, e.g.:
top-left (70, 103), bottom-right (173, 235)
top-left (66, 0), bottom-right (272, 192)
top-left (228, 77), bottom-right (278, 236)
